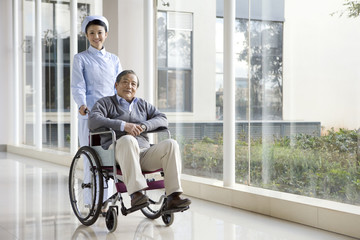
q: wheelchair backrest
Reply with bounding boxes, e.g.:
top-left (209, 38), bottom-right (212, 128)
top-left (92, 146), bottom-right (115, 166)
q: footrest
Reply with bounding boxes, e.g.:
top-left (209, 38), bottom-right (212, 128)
top-left (162, 205), bottom-right (190, 215)
top-left (121, 202), bottom-right (150, 216)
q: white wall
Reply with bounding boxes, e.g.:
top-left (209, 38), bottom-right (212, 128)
top-left (283, 0), bottom-right (360, 130)
top-left (0, 0), bottom-right (13, 146)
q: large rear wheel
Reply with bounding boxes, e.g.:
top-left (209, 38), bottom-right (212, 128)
top-left (69, 146), bottom-right (104, 226)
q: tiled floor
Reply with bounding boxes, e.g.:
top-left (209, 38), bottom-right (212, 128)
top-left (0, 152), bottom-right (356, 240)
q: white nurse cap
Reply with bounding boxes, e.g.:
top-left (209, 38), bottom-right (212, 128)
top-left (81, 15), bottom-right (109, 33)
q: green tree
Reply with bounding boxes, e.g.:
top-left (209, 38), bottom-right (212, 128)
top-left (331, 0), bottom-right (360, 18)
top-left (238, 20), bottom-right (283, 120)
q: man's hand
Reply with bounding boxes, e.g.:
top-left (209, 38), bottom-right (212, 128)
top-left (79, 105), bottom-right (89, 115)
top-left (124, 123), bottom-right (144, 136)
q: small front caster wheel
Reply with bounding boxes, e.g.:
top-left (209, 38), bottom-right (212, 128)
top-left (105, 208), bottom-right (118, 233)
top-left (161, 212), bottom-right (174, 226)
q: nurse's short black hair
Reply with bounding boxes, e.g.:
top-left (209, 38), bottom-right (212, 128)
top-left (116, 70), bottom-right (140, 88)
top-left (85, 19), bottom-right (108, 33)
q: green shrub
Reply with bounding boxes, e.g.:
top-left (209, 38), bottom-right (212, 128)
top-left (179, 128), bottom-right (360, 205)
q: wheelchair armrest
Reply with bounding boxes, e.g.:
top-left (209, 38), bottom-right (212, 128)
top-left (89, 128), bottom-right (116, 146)
top-left (146, 127), bottom-right (171, 139)
top-left (89, 126), bottom-right (171, 146)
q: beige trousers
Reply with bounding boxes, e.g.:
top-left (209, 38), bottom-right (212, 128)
top-left (111, 135), bottom-right (183, 196)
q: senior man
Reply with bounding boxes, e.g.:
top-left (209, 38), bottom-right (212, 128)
top-left (88, 70), bottom-right (191, 210)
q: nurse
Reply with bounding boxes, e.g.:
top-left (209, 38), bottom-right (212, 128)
top-left (71, 15), bottom-right (122, 147)
top-left (71, 15), bottom-right (122, 207)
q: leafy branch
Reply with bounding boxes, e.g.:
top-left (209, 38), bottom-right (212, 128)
top-left (331, 0), bottom-right (360, 18)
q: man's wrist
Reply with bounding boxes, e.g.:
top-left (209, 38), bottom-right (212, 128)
top-left (120, 121), bottom-right (126, 131)
top-left (140, 124), bottom-right (147, 131)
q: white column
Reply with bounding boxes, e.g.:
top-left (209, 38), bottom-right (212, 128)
top-left (223, 0), bottom-right (236, 187)
top-left (35, 0), bottom-right (42, 150)
top-left (70, 0), bottom-right (78, 154)
top-left (12, 0), bottom-right (20, 145)
top-left (57, 35), bottom-right (65, 149)
top-left (144, 0), bottom-right (155, 104)
top-left (56, 0), bottom-right (65, 149)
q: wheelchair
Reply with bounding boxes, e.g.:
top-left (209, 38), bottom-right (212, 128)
top-left (68, 128), bottom-right (189, 232)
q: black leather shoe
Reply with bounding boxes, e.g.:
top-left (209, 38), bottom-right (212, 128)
top-left (131, 192), bottom-right (149, 208)
top-left (166, 193), bottom-right (191, 210)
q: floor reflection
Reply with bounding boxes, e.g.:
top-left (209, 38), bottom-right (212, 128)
top-left (133, 219), bottom-right (175, 240)
top-left (70, 219), bottom-right (175, 240)
top-left (71, 225), bottom-right (101, 240)
top-left (0, 152), bottom-right (356, 240)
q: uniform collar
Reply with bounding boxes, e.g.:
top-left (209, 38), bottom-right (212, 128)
top-left (88, 45), bottom-right (106, 56)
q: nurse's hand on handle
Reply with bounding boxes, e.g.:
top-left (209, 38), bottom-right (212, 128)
top-left (79, 105), bottom-right (89, 115)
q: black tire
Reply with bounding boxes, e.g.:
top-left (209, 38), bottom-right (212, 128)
top-left (161, 212), bottom-right (174, 226)
top-left (69, 146), bottom-right (104, 226)
top-left (140, 189), bottom-right (164, 219)
top-left (105, 208), bottom-right (118, 233)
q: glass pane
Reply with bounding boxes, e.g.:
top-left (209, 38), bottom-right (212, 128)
top-left (157, 70), bottom-right (168, 109)
top-left (215, 19), bottom-right (224, 121)
top-left (157, 11), bottom-right (193, 113)
top-left (247, 0), bottom-right (360, 206)
top-left (42, 1), bottom-right (71, 150)
top-left (167, 30), bottom-right (192, 68)
top-left (157, 1), bottom-right (221, 181)
top-left (158, 70), bottom-right (192, 112)
top-left (24, 0), bottom-right (36, 146)
top-left (167, 70), bottom-right (185, 111)
top-left (235, 77), bottom-right (248, 120)
top-left (216, 52), bottom-right (223, 74)
top-left (78, 3), bottom-right (91, 52)
top-left (215, 18), bottom-right (223, 53)
top-left (235, 19), bottom-right (283, 121)
top-left (157, 11), bottom-right (167, 68)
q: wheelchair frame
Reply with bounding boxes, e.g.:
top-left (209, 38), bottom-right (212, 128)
top-left (68, 128), bottom-right (188, 232)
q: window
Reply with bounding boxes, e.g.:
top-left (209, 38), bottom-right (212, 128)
top-left (216, 17), bottom-right (283, 120)
top-left (22, 0), bottom-right (94, 150)
top-left (157, 11), bottom-right (193, 112)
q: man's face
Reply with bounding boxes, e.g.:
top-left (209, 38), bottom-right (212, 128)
top-left (115, 73), bottom-right (138, 102)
